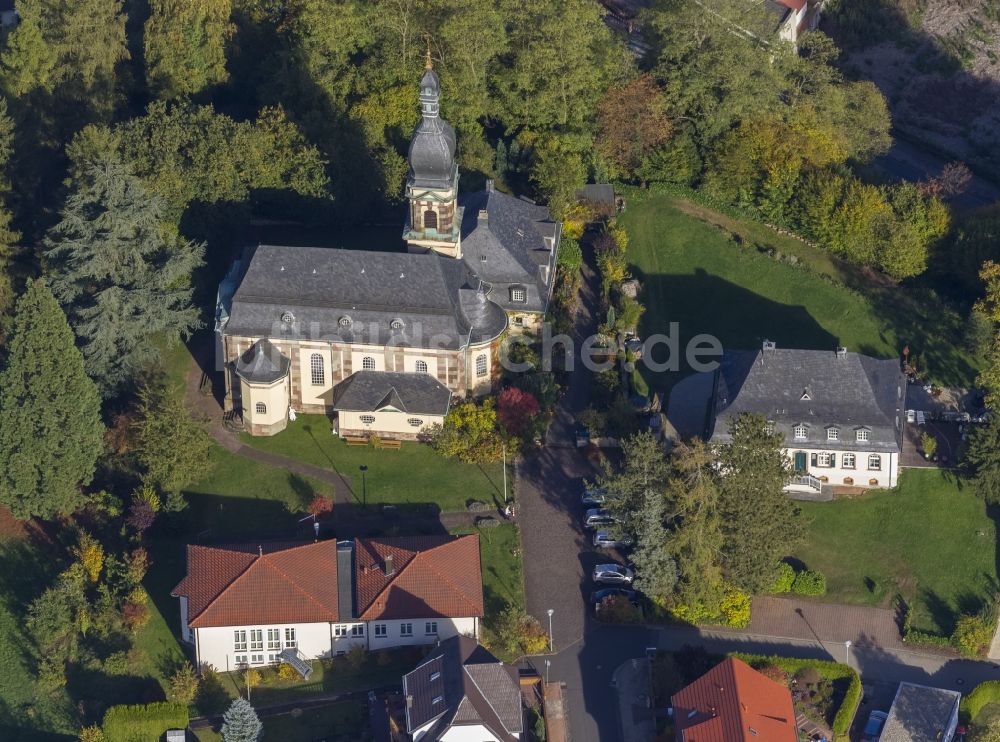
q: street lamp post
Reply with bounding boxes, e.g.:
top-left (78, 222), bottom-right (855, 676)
top-left (359, 465), bottom-right (368, 507)
top-left (547, 609), bottom-right (554, 653)
top-left (545, 659), bottom-right (551, 684)
top-left (845, 640), bottom-right (852, 668)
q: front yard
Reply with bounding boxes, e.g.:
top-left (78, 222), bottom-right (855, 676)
top-left (792, 469), bottom-right (998, 636)
top-left (239, 414), bottom-right (508, 512)
top-left (193, 699), bottom-right (368, 742)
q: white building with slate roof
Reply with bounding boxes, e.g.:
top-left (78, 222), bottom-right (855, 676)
top-left (709, 341), bottom-right (906, 492)
top-left (216, 57), bottom-right (560, 436)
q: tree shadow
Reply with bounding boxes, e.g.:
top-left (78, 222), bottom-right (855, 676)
top-left (287, 472), bottom-right (318, 510)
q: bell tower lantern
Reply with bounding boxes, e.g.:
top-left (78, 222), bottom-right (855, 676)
top-left (403, 49), bottom-right (462, 258)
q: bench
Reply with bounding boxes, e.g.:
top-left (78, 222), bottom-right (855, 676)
top-left (378, 439), bottom-right (402, 450)
top-left (345, 436), bottom-right (369, 446)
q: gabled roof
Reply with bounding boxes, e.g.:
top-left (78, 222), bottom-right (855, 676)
top-left (354, 535), bottom-right (484, 621)
top-left (459, 187), bottom-right (560, 314)
top-left (403, 635), bottom-right (522, 742)
top-left (171, 542), bottom-right (340, 628)
top-left (332, 371), bottom-right (452, 416)
top-left (671, 657), bottom-right (797, 742)
top-left (710, 346), bottom-right (904, 452)
top-left (880, 682), bottom-right (961, 742)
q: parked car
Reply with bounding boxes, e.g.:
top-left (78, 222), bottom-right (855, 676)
top-left (582, 488), bottom-right (608, 506)
top-left (592, 563), bottom-right (635, 585)
top-left (584, 508), bottom-right (617, 529)
top-left (589, 587), bottom-right (638, 606)
top-left (862, 710), bottom-right (888, 741)
top-left (593, 531), bottom-right (634, 549)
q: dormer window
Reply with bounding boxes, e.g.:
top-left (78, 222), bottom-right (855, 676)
top-left (339, 316), bottom-right (352, 328)
top-left (856, 428), bottom-right (870, 442)
top-left (390, 318), bottom-right (404, 330)
top-left (280, 311), bottom-right (295, 324)
top-left (800, 388), bottom-right (811, 401)
top-left (827, 427), bottom-right (839, 441)
top-left (793, 424), bottom-right (807, 440)
top-left (511, 286), bottom-right (527, 303)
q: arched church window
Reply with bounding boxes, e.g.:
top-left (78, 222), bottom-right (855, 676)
top-left (416, 360), bottom-right (428, 374)
top-left (310, 354), bottom-right (325, 385)
top-left (255, 402), bottom-right (267, 415)
top-left (424, 209), bottom-right (438, 230)
top-left (363, 356), bottom-right (376, 370)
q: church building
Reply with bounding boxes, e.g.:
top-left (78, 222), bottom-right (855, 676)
top-left (215, 58), bottom-right (561, 437)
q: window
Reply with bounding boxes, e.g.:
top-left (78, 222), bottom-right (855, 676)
top-left (255, 402), bottom-right (267, 415)
top-left (424, 209), bottom-right (438, 230)
top-left (843, 454), bottom-right (856, 469)
top-left (868, 454), bottom-right (882, 471)
top-left (362, 356), bottom-right (376, 370)
top-left (408, 418), bottom-right (423, 427)
top-left (476, 354), bottom-right (487, 377)
top-left (856, 429), bottom-right (870, 442)
top-left (234, 630), bottom-right (247, 652)
top-left (816, 453), bottom-right (834, 468)
top-left (415, 360), bottom-right (428, 374)
top-left (511, 286), bottom-right (527, 303)
top-left (351, 625), bottom-right (365, 637)
top-left (268, 653), bottom-right (280, 664)
top-left (333, 625), bottom-right (347, 637)
top-left (251, 654), bottom-right (264, 665)
top-left (250, 629), bottom-right (263, 651)
top-left (432, 695), bottom-right (444, 705)
top-left (390, 318), bottom-right (404, 330)
top-left (235, 655), bottom-right (248, 667)
top-left (827, 427), bottom-right (839, 441)
top-left (793, 424), bottom-right (807, 440)
top-left (267, 628), bottom-right (281, 651)
top-left (400, 623), bottom-right (413, 637)
top-left (339, 316), bottom-right (352, 328)
top-left (284, 628), bottom-right (296, 647)
top-left (374, 624), bottom-right (387, 638)
top-left (280, 311), bottom-right (295, 324)
top-left (765, 420), bottom-right (775, 435)
top-left (360, 414), bottom-right (376, 425)
top-left (513, 315), bottom-right (524, 326)
top-left (310, 353), bottom-right (325, 385)
top-left (425, 621), bottom-right (438, 636)
top-left (430, 671), bottom-right (441, 681)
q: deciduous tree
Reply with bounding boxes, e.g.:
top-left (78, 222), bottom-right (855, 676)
top-left (0, 280), bottom-right (103, 519)
top-left (596, 75), bottom-right (673, 182)
top-left (431, 400), bottom-right (504, 463)
top-left (145, 0), bottom-right (234, 98)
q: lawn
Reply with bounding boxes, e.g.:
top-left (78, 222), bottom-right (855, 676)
top-left (239, 415), bottom-right (508, 512)
top-left (450, 523), bottom-right (524, 617)
top-left (620, 192), bottom-right (979, 391)
top-left (792, 469), bottom-right (998, 636)
top-left (194, 699), bottom-right (368, 742)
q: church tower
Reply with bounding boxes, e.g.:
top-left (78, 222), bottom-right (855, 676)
top-left (403, 51), bottom-right (462, 258)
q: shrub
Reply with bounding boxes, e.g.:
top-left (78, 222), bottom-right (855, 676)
top-left (243, 668), bottom-right (262, 688)
top-left (758, 664), bottom-right (787, 684)
top-left (121, 600), bottom-right (150, 631)
top-left (720, 586), bottom-right (751, 628)
top-left (79, 725), bottom-right (106, 742)
top-left (791, 570), bottom-right (827, 596)
top-left (345, 644), bottom-right (366, 671)
top-left (920, 431), bottom-right (938, 458)
top-left (307, 495), bottom-right (333, 517)
top-left (598, 594), bottom-right (642, 623)
top-left (102, 651), bottom-right (130, 676)
top-left (961, 680), bottom-right (1000, 723)
top-left (167, 663), bottom-right (199, 704)
top-left (952, 614), bottom-right (993, 657)
top-left (794, 666), bottom-right (822, 686)
top-left (102, 702), bottom-right (188, 742)
top-left (768, 563), bottom-right (796, 594)
top-left (277, 662), bottom-right (300, 682)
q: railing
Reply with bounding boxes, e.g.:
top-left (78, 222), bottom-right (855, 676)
top-left (787, 475), bottom-right (822, 492)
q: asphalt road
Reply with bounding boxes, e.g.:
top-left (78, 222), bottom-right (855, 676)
top-left (873, 137), bottom-right (1000, 209)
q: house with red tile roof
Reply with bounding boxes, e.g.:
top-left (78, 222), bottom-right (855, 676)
top-left (171, 535), bottom-right (483, 673)
top-left (671, 657), bottom-right (797, 742)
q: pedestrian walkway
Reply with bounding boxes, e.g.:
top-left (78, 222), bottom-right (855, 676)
top-left (746, 597), bottom-right (907, 651)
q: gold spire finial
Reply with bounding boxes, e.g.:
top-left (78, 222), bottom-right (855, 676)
top-left (425, 36), bottom-right (433, 70)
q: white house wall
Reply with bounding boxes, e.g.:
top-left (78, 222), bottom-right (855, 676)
top-left (366, 617), bottom-right (477, 652)
top-left (439, 724), bottom-right (505, 742)
top-left (338, 409), bottom-right (445, 439)
top-left (194, 622), bottom-right (333, 672)
top-left (784, 447), bottom-right (899, 488)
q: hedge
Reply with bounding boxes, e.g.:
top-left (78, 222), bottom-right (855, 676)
top-left (731, 653), bottom-right (861, 739)
top-left (102, 702), bottom-right (189, 742)
top-left (960, 680), bottom-right (1000, 723)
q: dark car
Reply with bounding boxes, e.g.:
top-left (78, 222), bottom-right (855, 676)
top-left (589, 587), bottom-right (638, 606)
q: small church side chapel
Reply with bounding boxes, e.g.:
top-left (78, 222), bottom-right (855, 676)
top-left (215, 54), bottom-right (562, 437)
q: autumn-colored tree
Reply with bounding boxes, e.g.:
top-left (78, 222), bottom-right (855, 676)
top-left (431, 400), bottom-right (504, 464)
top-left (497, 387), bottom-right (541, 437)
top-left (307, 495), bottom-right (333, 517)
top-left (596, 75), bottom-right (673, 182)
top-left (72, 531), bottom-right (105, 583)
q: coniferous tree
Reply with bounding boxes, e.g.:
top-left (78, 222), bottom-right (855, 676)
top-left (221, 698), bottom-right (262, 742)
top-left (0, 279), bottom-right (103, 519)
top-left (630, 487), bottom-right (678, 601)
top-left (144, 0), bottom-right (233, 99)
top-left (133, 379), bottom-right (213, 493)
top-left (0, 98), bottom-right (21, 335)
top-left (44, 152), bottom-right (204, 395)
top-left (717, 413), bottom-right (802, 593)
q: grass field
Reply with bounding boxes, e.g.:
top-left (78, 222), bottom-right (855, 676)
top-left (194, 699), bottom-right (368, 742)
top-left (620, 192), bottom-right (979, 391)
top-left (792, 469), bottom-right (998, 636)
top-left (239, 415), bottom-right (508, 512)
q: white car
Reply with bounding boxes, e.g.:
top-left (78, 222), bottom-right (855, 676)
top-left (592, 563), bottom-right (635, 585)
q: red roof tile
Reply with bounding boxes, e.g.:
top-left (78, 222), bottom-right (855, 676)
top-left (671, 657), bottom-right (797, 742)
top-left (354, 535), bottom-right (484, 621)
top-left (171, 541), bottom-right (340, 628)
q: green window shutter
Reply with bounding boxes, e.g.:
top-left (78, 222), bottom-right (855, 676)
top-left (810, 453), bottom-right (817, 467)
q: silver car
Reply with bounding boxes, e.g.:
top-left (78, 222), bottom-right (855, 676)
top-left (592, 563), bottom-right (635, 585)
top-left (593, 531), bottom-right (634, 549)
top-left (584, 508), bottom-right (617, 529)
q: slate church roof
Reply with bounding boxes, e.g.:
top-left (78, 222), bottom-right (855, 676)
top-left (459, 185), bottom-right (560, 314)
top-left (333, 371), bottom-right (452, 416)
top-left (709, 344), bottom-right (904, 452)
top-left (223, 245), bottom-right (507, 349)
top-left (234, 338), bottom-right (290, 384)
top-left (403, 635), bottom-right (523, 742)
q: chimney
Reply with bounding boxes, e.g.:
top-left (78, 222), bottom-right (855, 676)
top-left (836, 346), bottom-right (847, 358)
top-left (762, 339), bottom-right (776, 354)
top-left (384, 554), bottom-right (395, 576)
top-left (258, 545), bottom-right (263, 557)
top-left (485, 179), bottom-right (494, 192)
top-left (478, 209), bottom-right (489, 220)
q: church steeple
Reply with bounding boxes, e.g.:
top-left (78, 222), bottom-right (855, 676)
top-left (403, 52), bottom-right (462, 259)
